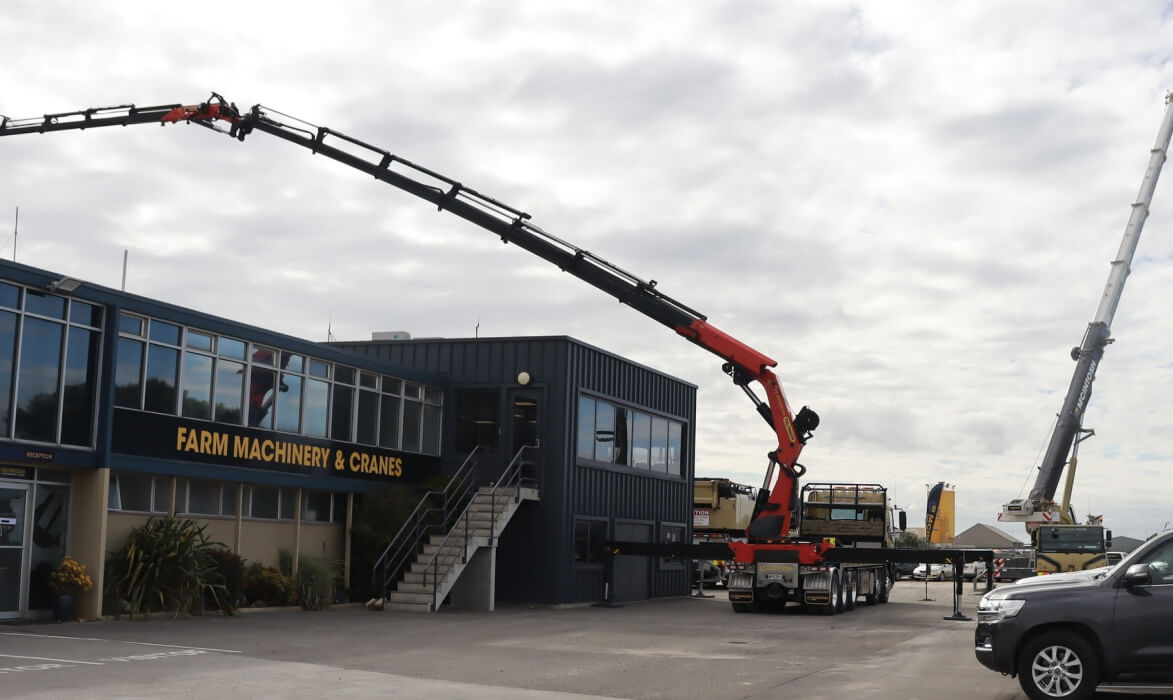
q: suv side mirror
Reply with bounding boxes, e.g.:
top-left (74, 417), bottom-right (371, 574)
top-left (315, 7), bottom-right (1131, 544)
top-left (898, 511), bottom-right (907, 531)
top-left (1123, 563), bottom-right (1152, 587)
top-left (1105, 529), bottom-right (1112, 549)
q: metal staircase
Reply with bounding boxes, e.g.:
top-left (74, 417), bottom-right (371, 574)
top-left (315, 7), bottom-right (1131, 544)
top-left (372, 444), bottom-right (539, 612)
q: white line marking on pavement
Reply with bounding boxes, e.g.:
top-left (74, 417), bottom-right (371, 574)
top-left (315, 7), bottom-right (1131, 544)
top-left (0, 653), bottom-right (104, 665)
top-left (0, 632), bottom-right (240, 654)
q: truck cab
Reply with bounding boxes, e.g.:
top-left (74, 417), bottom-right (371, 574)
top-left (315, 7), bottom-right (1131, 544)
top-left (975, 530), bottom-right (1173, 699)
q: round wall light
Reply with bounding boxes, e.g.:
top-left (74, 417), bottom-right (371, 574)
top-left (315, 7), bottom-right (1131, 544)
top-left (517, 371), bottom-right (531, 386)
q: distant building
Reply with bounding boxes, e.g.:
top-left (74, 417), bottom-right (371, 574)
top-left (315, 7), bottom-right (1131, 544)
top-left (955, 523), bottom-right (1025, 549)
top-left (1109, 535), bottom-right (1146, 553)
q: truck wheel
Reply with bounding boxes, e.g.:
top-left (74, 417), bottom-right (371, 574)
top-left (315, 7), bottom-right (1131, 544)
top-left (820, 573), bottom-right (841, 615)
top-left (877, 573), bottom-right (891, 604)
top-left (844, 582), bottom-right (856, 611)
top-left (1016, 631), bottom-right (1099, 700)
top-left (864, 576), bottom-right (878, 605)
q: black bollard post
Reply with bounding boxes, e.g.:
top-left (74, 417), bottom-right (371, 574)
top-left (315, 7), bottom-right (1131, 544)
top-left (944, 561), bottom-right (971, 621)
top-left (592, 547), bottom-right (623, 608)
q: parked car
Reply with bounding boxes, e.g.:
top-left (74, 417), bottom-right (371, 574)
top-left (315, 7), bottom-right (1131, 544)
top-left (963, 561), bottom-right (987, 581)
top-left (912, 563), bottom-right (949, 580)
top-left (975, 530), bottom-right (1173, 699)
top-left (893, 562), bottom-right (918, 580)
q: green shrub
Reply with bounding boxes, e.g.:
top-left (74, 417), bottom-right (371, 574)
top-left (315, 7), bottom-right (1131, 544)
top-left (296, 557), bottom-right (336, 611)
top-left (104, 518), bottom-right (228, 618)
top-left (244, 563), bottom-right (295, 606)
top-left (277, 548), bottom-right (294, 577)
top-left (206, 548), bottom-right (246, 614)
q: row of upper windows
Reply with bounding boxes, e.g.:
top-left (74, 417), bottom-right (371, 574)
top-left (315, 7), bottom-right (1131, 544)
top-left (576, 395), bottom-right (684, 476)
top-left (0, 282), bottom-right (102, 446)
top-left (108, 472), bottom-right (347, 523)
top-left (115, 313), bottom-right (444, 455)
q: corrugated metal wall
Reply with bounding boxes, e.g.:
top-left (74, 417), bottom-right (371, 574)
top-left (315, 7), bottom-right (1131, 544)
top-left (334, 335), bottom-right (696, 605)
top-left (567, 342), bottom-right (696, 601)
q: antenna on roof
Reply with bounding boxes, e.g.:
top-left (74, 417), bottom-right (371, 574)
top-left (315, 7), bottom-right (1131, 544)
top-left (121, 249), bottom-right (128, 291)
top-left (327, 315), bottom-right (336, 342)
top-left (12, 206), bottom-right (17, 261)
top-left (475, 315), bottom-right (480, 339)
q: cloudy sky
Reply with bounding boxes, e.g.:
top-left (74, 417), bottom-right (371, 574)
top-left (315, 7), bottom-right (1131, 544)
top-left (2, 2), bottom-right (1173, 540)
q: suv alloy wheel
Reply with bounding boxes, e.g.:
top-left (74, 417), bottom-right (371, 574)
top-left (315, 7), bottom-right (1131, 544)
top-left (1016, 631), bottom-right (1099, 700)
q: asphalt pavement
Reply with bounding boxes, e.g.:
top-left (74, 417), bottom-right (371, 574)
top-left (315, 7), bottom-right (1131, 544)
top-left (0, 579), bottom-right (1154, 699)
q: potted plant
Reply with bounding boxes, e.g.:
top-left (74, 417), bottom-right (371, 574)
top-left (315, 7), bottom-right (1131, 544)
top-left (49, 555), bottom-right (93, 622)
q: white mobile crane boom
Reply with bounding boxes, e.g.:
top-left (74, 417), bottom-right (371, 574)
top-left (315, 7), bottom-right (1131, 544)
top-left (1000, 94), bottom-right (1173, 554)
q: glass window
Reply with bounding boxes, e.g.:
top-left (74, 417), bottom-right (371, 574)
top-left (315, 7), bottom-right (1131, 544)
top-left (276, 373), bottom-right (303, 433)
top-left (144, 344), bottom-right (179, 414)
top-left (60, 327), bottom-right (100, 446)
top-left (116, 473), bottom-right (153, 512)
top-left (248, 367), bottom-right (276, 429)
top-left (180, 352), bottom-right (214, 420)
top-left (219, 337), bottom-right (246, 360)
top-left (23, 291), bottom-right (65, 320)
top-left (303, 378), bottom-right (329, 438)
top-left (661, 524), bottom-right (685, 565)
top-left (424, 387), bottom-right (443, 404)
top-left (214, 359), bottom-right (245, 425)
top-left (576, 396), bottom-right (595, 461)
top-left (308, 359), bottom-right (330, 378)
top-left (186, 480), bottom-right (221, 515)
top-left (119, 313), bottom-right (144, 336)
top-left (379, 394), bottom-right (400, 448)
top-left (402, 400), bottom-right (422, 453)
top-left (330, 385), bottom-right (353, 441)
top-left (356, 390), bottom-right (378, 445)
top-left (610, 407), bottom-right (630, 466)
top-left (114, 337), bottom-right (144, 409)
top-left (172, 480), bottom-right (184, 514)
top-left (422, 404), bottom-right (441, 455)
top-left (359, 372), bottom-right (377, 389)
top-left (404, 382), bottom-right (421, 400)
top-left (382, 377), bottom-right (402, 395)
top-left (14, 317), bottom-right (63, 442)
top-left (69, 300), bottom-right (102, 327)
top-left (667, 422), bottom-right (683, 476)
top-left (0, 283), bottom-right (19, 309)
top-left (279, 488), bottom-right (296, 520)
top-left (632, 412), bottom-right (651, 469)
top-left (248, 486), bottom-right (279, 519)
top-left (594, 402), bottom-right (615, 463)
top-left (574, 519), bottom-right (607, 564)
top-left (303, 491), bottom-right (332, 523)
top-left (251, 346), bottom-right (276, 366)
top-left (223, 483), bottom-right (237, 516)
top-left (148, 320), bottom-right (181, 345)
top-left (185, 330), bottom-right (214, 352)
top-left (334, 366), bottom-right (355, 385)
top-left (651, 417), bottom-right (669, 473)
top-left (0, 311), bottom-right (17, 437)
top-left (282, 352), bottom-right (304, 373)
top-left (333, 492), bottom-right (347, 524)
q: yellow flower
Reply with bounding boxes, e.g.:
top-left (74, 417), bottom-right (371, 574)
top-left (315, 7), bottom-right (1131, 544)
top-left (50, 555), bottom-right (94, 594)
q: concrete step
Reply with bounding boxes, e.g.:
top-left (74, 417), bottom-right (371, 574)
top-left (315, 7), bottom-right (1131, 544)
top-left (389, 590), bottom-right (434, 605)
top-left (388, 601), bottom-right (432, 613)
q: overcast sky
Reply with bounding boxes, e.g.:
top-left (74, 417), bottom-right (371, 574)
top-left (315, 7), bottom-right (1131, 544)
top-left (2, 1), bottom-right (1172, 541)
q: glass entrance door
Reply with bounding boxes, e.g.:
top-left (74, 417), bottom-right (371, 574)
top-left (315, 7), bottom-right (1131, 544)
top-left (0, 484), bottom-right (29, 618)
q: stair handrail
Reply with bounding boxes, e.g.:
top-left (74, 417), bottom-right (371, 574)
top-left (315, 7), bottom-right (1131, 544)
top-left (372, 445), bottom-right (482, 598)
top-left (421, 443), bottom-right (539, 610)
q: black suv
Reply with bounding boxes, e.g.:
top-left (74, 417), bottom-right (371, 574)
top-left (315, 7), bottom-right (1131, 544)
top-left (974, 530), bottom-right (1173, 699)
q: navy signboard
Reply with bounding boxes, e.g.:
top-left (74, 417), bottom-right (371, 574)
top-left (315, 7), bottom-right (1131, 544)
top-left (111, 408), bottom-right (441, 485)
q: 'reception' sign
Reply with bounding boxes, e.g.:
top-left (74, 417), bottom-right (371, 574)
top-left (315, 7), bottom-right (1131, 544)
top-left (111, 408), bottom-right (441, 484)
